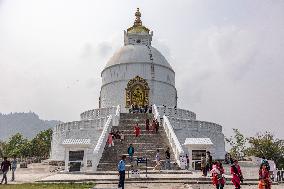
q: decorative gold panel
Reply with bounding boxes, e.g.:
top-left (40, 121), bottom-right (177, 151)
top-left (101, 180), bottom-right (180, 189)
top-left (125, 76), bottom-right (150, 108)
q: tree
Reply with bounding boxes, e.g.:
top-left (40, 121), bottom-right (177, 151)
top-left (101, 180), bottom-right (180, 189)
top-left (245, 132), bottom-right (284, 168)
top-left (3, 133), bottom-right (28, 157)
top-left (225, 128), bottom-right (247, 160)
top-left (0, 140), bottom-right (6, 158)
top-left (30, 129), bottom-right (53, 158)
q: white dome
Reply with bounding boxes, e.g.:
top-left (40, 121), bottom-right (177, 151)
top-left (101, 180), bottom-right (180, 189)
top-left (104, 45), bottom-right (173, 70)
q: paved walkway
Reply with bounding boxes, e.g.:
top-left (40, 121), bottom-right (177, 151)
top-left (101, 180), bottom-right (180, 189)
top-left (93, 183), bottom-right (284, 189)
top-left (0, 163), bottom-right (56, 184)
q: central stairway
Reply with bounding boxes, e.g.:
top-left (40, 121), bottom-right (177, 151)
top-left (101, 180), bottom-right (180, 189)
top-left (97, 113), bottom-right (178, 171)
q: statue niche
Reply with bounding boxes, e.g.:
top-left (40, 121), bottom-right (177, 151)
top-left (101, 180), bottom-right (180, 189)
top-left (125, 76), bottom-right (149, 108)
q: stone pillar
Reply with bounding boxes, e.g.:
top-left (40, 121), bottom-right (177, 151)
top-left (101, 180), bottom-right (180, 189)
top-left (188, 147), bottom-right (193, 170)
top-left (83, 149), bottom-right (88, 172)
top-left (64, 148), bottom-right (69, 172)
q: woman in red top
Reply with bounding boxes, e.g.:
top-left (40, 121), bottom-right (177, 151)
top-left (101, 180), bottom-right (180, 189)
top-left (134, 123), bottom-right (141, 137)
top-left (211, 161), bottom-right (225, 189)
top-left (231, 160), bottom-right (243, 189)
top-left (258, 164), bottom-right (272, 189)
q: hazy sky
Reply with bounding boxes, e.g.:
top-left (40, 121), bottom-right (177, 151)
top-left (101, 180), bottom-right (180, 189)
top-left (0, 0), bottom-right (283, 139)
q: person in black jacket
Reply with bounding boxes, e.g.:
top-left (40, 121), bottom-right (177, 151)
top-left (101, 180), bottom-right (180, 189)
top-left (206, 151), bottom-right (213, 172)
top-left (1, 157), bottom-right (11, 184)
top-left (165, 147), bottom-right (171, 170)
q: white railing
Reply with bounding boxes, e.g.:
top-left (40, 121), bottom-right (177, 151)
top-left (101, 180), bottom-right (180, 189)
top-left (92, 115), bottom-right (113, 172)
top-left (167, 117), bottom-right (222, 132)
top-left (80, 106), bottom-right (117, 120)
top-left (153, 104), bottom-right (160, 121)
top-left (55, 117), bottom-right (109, 132)
top-left (156, 106), bottom-right (196, 120)
top-left (162, 115), bottom-right (185, 167)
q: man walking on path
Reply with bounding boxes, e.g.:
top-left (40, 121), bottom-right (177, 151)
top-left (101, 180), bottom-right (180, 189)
top-left (11, 156), bottom-right (17, 181)
top-left (165, 147), bottom-right (171, 170)
top-left (118, 155), bottom-right (126, 189)
top-left (1, 157), bottom-right (11, 184)
top-left (206, 151), bottom-right (213, 173)
top-left (127, 144), bottom-right (135, 163)
top-left (201, 155), bottom-right (207, 176)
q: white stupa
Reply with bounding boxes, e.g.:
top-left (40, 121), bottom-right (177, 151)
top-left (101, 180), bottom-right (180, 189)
top-left (100, 8), bottom-right (177, 112)
top-left (50, 8), bottom-right (225, 172)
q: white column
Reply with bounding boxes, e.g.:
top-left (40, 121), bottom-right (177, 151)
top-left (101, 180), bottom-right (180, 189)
top-left (187, 146), bottom-right (193, 170)
top-left (83, 148), bottom-right (87, 172)
top-left (64, 148), bottom-right (69, 172)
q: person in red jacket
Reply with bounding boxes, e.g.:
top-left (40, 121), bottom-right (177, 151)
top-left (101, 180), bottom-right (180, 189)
top-left (211, 161), bottom-right (225, 189)
top-left (231, 160), bottom-right (243, 189)
top-left (134, 123), bottom-right (141, 137)
top-left (258, 163), bottom-right (272, 189)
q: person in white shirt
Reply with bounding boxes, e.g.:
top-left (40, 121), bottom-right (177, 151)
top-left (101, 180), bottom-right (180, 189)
top-left (153, 149), bottom-right (161, 170)
top-left (11, 156), bottom-right (17, 181)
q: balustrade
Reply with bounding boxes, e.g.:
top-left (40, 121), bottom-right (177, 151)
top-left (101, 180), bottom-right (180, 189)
top-left (80, 107), bottom-right (117, 120)
top-left (92, 115), bottom-right (113, 172)
top-left (167, 117), bottom-right (222, 132)
top-left (162, 115), bottom-right (185, 167)
top-left (155, 105), bottom-right (196, 120)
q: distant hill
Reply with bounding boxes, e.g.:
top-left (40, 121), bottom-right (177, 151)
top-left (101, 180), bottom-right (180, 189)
top-left (0, 112), bottom-right (61, 140)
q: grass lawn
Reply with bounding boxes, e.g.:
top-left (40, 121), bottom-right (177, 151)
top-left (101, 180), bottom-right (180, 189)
top-left (0, 183), bottom-right (95, 189)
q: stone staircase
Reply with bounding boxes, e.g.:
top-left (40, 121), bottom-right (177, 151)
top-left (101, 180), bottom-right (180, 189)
top-left (97, 113), bottom-right (178, 171)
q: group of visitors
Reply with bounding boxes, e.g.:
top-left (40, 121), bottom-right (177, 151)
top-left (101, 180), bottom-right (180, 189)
top-left (209, 155), bottom-right (243, 189)
top-left (145, 118), bottom-right (159, 133)
top-left (153, 147), bottom-right (172, 171)
top-left (209, 159), bottom-right (243, 189)
top-left (0, 156), bottom-right (17, 185)
top-left (200, 151), bottom-right (244, 189)
top-left (129, 104), bottom-right (152, 114)
top-left (107, 129), bottom-right (125, 147)
top-left (118, 145), bottom-right (172, 189)
top-left (202, 152), bottom-right (272, 189)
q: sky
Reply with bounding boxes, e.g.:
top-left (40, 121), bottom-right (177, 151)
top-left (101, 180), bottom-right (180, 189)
top-left (0, 0), bottom-right (284, 140)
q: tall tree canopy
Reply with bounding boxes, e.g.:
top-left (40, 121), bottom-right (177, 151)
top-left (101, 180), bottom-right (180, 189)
top-left (1, 129), bottom-right (53, 159)
top-left (225, 128), bottom-right (247, 160)
top-left (246, 132), bottom-right (284, 168)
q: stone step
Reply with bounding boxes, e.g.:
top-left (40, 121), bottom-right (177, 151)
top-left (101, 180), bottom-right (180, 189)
top-left (97, 113), bottom-right (176, 171)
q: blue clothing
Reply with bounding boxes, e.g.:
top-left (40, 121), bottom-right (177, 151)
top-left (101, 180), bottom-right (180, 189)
top-left (118, 160), bottom-right (125, 172)
top-left (128, 146), bottom-right (134, 155)
top-left (118, 171), bottom-right (125, 189)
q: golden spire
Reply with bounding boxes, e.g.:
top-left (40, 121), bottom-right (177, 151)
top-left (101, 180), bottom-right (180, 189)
top-left (127, 8), bottom-right (150, 34)
top-left (134, 8), bottom-right (142, 26)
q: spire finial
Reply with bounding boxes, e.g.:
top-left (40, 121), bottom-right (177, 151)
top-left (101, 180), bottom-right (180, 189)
top-left (134, 8), bottom-right (142, 26)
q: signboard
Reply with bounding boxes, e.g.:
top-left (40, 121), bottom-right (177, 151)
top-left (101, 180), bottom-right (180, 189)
top-left (131, 169), bottom-right (140, 178)
top-left (136, 157), bottom-right (148, 177)
top-left (137, 157), bottom-right (147, 164)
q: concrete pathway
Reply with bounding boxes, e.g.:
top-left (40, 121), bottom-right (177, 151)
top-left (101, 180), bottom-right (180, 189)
top-left (93, 183), bottom-right (284, 189)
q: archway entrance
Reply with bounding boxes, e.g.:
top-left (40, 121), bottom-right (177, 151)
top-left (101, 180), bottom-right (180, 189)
top-left (125, 76), bottom-right (150, 108)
